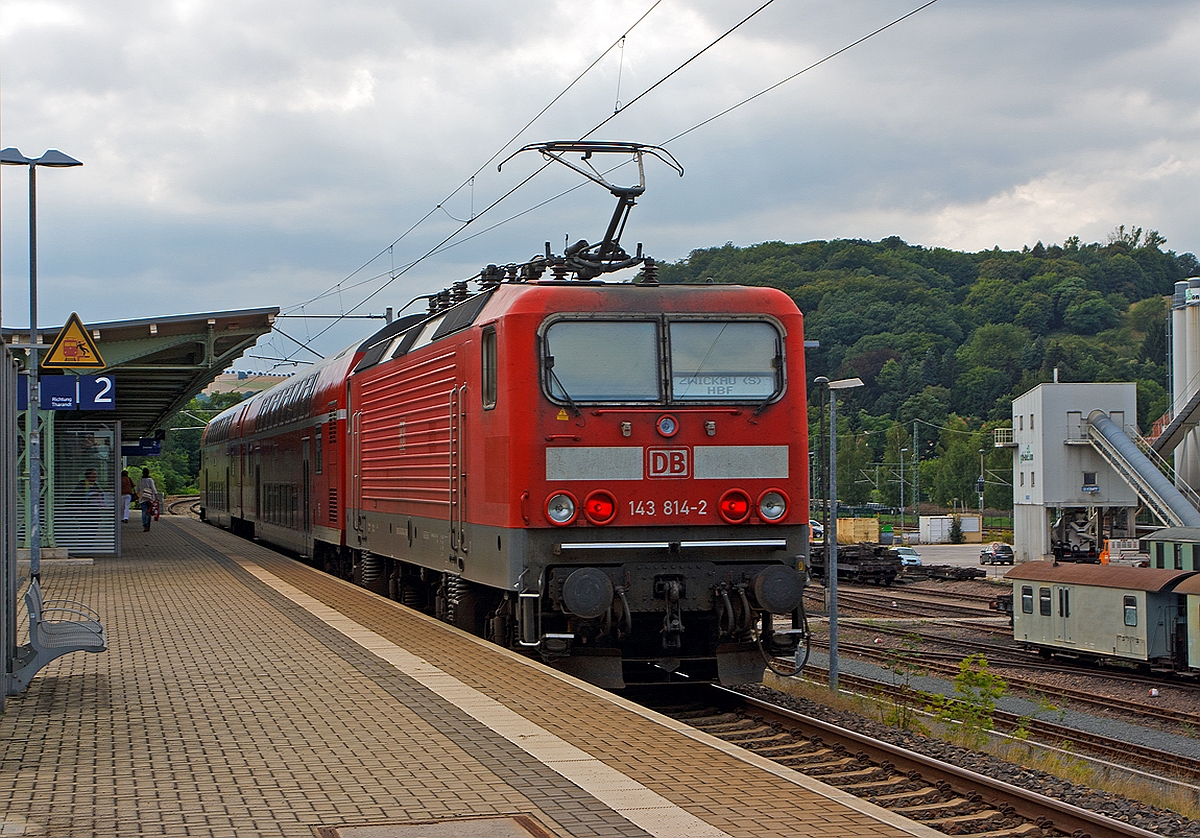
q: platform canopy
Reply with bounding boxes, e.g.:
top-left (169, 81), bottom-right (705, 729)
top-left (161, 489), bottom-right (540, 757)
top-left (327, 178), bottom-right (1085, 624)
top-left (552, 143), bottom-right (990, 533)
top-left (3, 307), bottom-right (278, 443)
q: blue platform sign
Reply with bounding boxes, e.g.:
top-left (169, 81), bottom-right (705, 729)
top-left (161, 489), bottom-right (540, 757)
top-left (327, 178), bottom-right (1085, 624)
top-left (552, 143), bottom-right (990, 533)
top-left (16, 374), bottom-right (116, 411)
top-left (79, 374), bottom-right (116, 410)
top-left (121, 438), bottom-right (162, 457)
top-left (40, 376), bottom-right (77, 410)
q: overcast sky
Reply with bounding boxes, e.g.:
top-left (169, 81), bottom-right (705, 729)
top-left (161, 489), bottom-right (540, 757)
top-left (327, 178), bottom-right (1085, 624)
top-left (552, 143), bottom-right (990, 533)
top-left (2, 0), bottom-right (1199, 370)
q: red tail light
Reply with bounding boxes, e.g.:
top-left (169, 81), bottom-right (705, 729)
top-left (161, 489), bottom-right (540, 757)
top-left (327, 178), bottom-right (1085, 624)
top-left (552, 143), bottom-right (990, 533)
top-left (718, 489), bottom-right (751, 524)
top-left (583, 490), bottom-right (617, 525)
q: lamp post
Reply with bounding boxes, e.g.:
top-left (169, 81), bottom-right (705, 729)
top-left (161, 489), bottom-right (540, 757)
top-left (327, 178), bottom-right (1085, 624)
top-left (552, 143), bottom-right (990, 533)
top-left (816, 375), bottom-right (863, 693)
top-left (899, 447), bottom-right (908, 545)
top-left (0, 147), bottom-right (83, 581)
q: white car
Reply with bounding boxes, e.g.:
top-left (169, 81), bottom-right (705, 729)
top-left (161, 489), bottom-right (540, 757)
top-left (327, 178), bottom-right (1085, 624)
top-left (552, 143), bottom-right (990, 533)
top-left (894, 546), bottom-right (922, 566)
top-left (810, 521), bottom-right (824, 541)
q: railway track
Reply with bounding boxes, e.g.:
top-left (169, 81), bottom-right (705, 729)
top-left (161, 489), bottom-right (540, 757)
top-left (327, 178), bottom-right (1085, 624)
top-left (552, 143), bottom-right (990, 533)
top-left (165, 495), bottom-right (201, 517)
top-left (640, 684), bottom-right (1164, 838)
top-left (809, 586), bottom-right (1000, 619)
top-left (838, 619), bottom-right (1200, 686)
top-left (793, 665), bottom-right (1200, 786)
top-left (798, 637), bottom-right (1200, 734)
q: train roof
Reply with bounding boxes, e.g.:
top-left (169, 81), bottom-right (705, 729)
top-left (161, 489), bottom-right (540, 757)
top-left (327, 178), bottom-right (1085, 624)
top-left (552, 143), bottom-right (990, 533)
top-left (1004, 561), bottom-right (1198, 592)
top-left (350, 280), bottom-right (802, 375)
top-left (1143, 526), bottom-right (1200, 543)
top-left (1175, 575), bottom-right (1200, 595)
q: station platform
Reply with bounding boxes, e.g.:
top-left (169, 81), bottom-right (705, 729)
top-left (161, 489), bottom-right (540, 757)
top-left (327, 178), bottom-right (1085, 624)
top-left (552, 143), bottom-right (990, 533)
top-left (1, 516), bottom-right (938, 838)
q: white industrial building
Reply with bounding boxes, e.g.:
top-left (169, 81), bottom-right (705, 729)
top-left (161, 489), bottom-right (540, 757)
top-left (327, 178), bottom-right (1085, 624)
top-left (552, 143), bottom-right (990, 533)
top-left (1006, 382), bottom-right (1139, 562)
top-left (1004, 278), bottom-right (1200, 561)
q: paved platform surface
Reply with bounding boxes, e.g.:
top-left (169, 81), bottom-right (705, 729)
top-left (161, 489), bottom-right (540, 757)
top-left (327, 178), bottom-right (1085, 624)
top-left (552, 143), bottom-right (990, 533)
top-left (2, 516), bottom-right (939, 838)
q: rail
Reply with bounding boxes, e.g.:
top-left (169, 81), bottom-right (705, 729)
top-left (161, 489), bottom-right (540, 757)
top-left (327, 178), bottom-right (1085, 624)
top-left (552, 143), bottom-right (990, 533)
top-left (647, 684), bottom-right (1166, 838)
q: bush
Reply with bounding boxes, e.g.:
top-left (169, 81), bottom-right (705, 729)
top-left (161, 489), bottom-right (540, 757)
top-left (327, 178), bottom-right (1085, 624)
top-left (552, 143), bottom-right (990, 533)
top-left (949, 515), bottom-right (964, 543)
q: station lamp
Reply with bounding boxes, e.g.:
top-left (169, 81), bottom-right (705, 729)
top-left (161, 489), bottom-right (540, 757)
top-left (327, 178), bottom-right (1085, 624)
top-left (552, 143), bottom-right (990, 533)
top-left (815, 375), bottom-right (864, 693)
top-left (1, 147), bottom-right (83, 580)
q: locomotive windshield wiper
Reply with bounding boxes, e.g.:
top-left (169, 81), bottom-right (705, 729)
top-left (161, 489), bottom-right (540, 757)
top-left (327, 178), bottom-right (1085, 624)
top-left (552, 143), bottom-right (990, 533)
top-left (545, 358), bottom-right (581, 416)
top-left (751, 350), bottom-right (784, 417)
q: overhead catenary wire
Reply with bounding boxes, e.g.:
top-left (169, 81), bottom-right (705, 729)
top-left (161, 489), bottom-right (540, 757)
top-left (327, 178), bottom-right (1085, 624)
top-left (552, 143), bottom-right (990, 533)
top-left (391, 0), bottom-right (942, 286)
top-left (261, 0), bottom-right (942, 371)
top-left (280, 0), bottom-right (667, 319)
top-left (662, 0), bottom-right (942, 145)
top-left (269, 0), bottom-right (784, 368)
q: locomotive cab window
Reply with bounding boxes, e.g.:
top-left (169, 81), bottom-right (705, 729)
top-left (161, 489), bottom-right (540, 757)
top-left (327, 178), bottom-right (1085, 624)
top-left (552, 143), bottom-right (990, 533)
top-left (669, 320), bottom-right (781, 402)
top-left (543, 320), bottom-right (659, 402)
top-left (541, 317), bottom-right (783, 406)
top-left (482, 327), bottom-right (497, 409)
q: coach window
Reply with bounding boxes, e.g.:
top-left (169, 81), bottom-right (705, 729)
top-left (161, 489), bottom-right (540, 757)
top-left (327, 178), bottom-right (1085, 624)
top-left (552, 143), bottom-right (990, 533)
top-left (543, 320), bottom-right (659, 402)
top-left (669, 320), bottom-right (780, 402)
top-left (1021, 585), bottom-right (1033, 614)
top-left (482, 327), bottom-right (497, 409)
top-left (1175, 543), bottom-right (1184, 570)
top-left (1039, 587), bottom-right (1051, 616)
top-left (1123, 595), bottom-right (1138, 627)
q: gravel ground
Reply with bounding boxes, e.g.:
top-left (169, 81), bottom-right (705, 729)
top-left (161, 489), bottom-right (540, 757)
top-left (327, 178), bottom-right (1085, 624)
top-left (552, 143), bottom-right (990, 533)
top-left (767, 576), bottom-right (1200, 836)
top-left (738, 680), bottom-right (1200, 837)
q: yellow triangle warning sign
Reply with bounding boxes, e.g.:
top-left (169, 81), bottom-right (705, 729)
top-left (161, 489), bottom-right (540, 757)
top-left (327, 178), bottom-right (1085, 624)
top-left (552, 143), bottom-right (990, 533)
top-left (42, 312), bottom-right (106, 369)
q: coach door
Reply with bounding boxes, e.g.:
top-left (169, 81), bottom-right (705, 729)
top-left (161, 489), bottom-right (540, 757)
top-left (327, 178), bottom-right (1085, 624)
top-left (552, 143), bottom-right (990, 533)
top-left (350, 409), bottom-right (364, 538)
top-left (1053, 585), bottom-right (1074, 644)
top-left (449, 380), bottom-right (469, 562)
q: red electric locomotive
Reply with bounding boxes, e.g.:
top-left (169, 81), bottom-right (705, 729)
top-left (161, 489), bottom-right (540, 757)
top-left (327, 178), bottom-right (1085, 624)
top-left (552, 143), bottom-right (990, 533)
top-left (201, 142), bottom-right (811, 687)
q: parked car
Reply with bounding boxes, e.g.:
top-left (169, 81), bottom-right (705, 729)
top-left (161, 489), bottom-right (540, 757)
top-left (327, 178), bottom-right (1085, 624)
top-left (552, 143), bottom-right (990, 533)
top-left (980, 542), bottom-right (1014, 565)
top-left (895, 546), bottom-right (922, 567)
top-left (810, 520), bottom-right (824, 542)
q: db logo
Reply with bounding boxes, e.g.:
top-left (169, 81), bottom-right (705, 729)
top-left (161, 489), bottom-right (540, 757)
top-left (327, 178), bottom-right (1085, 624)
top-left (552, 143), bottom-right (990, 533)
top-left (648, 448), bottom-right (689, 478)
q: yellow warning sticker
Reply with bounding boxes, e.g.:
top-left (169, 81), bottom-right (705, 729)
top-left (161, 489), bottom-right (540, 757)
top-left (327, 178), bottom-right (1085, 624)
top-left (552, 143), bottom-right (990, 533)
top-left (41, 312), bottom-right (106, 369)
top-left (556, 408), bottom-right (569, 421)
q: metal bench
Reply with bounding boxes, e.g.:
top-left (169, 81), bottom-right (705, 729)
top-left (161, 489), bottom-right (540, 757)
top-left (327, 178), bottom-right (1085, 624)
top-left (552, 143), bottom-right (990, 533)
top-left (9, 578), bottom-right (108, 693)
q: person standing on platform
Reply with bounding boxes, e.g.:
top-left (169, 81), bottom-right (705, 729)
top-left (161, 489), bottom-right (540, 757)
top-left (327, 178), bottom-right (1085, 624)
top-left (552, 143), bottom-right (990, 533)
top-left (120, 469), bottom-right (135, 523)
top-left (137, 468), bottom-right (158, 532)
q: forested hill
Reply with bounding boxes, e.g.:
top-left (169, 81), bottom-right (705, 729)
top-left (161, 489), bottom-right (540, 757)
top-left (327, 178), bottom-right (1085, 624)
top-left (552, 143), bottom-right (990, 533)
top-left (657, 229), bottom-right (1199, 508)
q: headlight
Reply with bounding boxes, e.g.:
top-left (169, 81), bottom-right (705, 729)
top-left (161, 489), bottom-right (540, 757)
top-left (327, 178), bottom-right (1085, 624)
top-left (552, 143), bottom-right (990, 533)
top-left (758, 490), bottom-right (788, 522)
top-left (545, 492), bottom-right (577, 525)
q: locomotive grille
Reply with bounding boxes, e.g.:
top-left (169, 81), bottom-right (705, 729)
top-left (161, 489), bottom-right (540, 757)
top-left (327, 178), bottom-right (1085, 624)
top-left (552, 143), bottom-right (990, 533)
top-left (327, 414), bottom-right (337, 445)
top-left (328, 488), bottom-right (338, 522)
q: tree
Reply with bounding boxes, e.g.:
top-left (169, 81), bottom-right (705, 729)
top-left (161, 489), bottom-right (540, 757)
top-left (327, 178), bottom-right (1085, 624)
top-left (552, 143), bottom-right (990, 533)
top-left (651, 232), bottom-right (1191, 501)
top-left (1063, 292), bottom-right (1120, 334)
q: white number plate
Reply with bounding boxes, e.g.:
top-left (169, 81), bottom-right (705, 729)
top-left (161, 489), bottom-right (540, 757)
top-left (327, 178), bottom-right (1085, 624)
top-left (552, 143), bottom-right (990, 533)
top-left (628, 500), bottom-right (709, 517)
